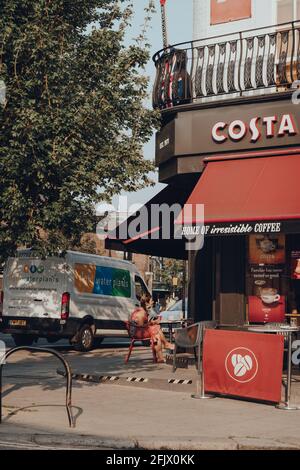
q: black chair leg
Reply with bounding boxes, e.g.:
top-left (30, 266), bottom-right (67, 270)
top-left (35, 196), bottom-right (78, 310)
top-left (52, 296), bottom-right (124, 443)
top-left (173, 344), bottom-right (177, 373)
top-left (125, 339), bottom-right (135, 363)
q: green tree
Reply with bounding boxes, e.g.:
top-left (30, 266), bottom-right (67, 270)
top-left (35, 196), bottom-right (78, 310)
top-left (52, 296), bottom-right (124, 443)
top-left (0, 0), bottom-right (158, 261)
top-left (159, 258), bottom-right (185, 294)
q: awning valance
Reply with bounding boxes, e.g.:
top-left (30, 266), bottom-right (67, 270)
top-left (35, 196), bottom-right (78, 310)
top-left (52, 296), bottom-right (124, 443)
top-left (106, 154), bottom-right (300, 259)
top-left (176, 154), bottom-right (300, 236)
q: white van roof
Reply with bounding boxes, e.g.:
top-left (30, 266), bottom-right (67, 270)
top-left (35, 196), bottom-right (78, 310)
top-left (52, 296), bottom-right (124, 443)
top-left (14, 249), bottom-right (137, 270)
top-left (66, 250), bottom-right (136, 268)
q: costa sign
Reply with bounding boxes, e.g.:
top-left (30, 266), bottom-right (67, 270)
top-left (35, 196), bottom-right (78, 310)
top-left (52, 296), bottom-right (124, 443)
top-left (212, 114), bottom-right (297, 143)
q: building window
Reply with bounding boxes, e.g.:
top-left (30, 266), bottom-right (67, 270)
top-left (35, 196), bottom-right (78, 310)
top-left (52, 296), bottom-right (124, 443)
top-left (210, 0), bottom-right (252, 26)
top-left (277, 0), bottom-right (300, 23)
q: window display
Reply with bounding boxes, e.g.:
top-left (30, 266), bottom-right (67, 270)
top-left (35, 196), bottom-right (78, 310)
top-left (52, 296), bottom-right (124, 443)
top-left (247, 234), bottom-right (286, 323)
top-left (291, 251), bottom-right (300, 280)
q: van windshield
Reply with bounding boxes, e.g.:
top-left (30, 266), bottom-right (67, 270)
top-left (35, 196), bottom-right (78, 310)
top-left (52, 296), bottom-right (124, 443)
top-left (135, 276), bottom-right (148, 301)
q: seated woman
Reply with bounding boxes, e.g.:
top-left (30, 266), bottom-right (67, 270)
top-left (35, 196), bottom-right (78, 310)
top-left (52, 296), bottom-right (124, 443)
top-left (130, 293), bottom-right (173, 363)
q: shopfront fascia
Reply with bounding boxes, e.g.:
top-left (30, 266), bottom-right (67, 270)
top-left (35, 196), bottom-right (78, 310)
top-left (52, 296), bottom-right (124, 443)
top-left (155, 92), bottom-right (300, 325)
top-left (178, 151), bottom-right (300, 326)
top-left (107, 91), bottom-right (300, 325)
top-left (156, 92), bottom-right (300, 184)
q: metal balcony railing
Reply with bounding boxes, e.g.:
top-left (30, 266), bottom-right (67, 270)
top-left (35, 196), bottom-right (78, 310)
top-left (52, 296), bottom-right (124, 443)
top-left (152, 21), bottom-right (300, 110)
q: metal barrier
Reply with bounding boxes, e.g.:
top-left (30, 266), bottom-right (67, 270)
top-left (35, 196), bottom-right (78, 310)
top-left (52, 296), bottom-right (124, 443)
top-left (0, 346), bottom-right (75, 428)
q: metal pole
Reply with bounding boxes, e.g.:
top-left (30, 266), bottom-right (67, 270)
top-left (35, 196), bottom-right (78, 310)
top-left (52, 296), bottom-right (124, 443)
top-left (160, 0), bottom-right (169, 49)
top-left (0, 364), bottom-right (2, 424)
top-left (182, 260), bottom-right (186, 319)
top-left (286, 332), bottom-right (292, 406)
top-left (276, 332), bottom-right (300, 411)
top-left (191, 326), bottom-right (215, 399)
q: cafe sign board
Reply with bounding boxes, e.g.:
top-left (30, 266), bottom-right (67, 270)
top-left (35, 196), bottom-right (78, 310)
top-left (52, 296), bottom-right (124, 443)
top-left (212, 114), bottom-right (297, 144)
top-left (181, 220), bottom-right (300, 237)
top-left (156, 96), bottom-right (300, 164)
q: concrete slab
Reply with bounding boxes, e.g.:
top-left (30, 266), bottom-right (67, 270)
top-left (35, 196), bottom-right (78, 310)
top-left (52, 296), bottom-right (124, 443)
top-left (1, 334), bottom-right (300, 450)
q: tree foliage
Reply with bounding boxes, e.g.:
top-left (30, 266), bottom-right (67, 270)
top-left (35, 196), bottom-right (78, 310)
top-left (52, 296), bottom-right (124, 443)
top-left (156, 258), bottom-right (185, 294)
top-left (0, 0), bottom-right (158, 261)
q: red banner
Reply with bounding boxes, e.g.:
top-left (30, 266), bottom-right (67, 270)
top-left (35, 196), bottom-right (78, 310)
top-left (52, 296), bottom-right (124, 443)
top-left (203, 330), bottom-right (284, 403)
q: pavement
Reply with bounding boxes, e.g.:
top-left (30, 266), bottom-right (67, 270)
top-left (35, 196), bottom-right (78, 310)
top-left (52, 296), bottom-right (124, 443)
top-left (1, 333), bottom-right (300, 450)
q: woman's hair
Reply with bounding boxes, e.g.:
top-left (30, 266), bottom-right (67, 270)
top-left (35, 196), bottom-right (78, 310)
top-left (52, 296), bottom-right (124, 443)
top-left (140, 293), bottom-right (152, 311)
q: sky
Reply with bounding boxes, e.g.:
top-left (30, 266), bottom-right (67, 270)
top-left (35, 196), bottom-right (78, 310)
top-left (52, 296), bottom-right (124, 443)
top-left (110, 0), bottom-right (193, 213)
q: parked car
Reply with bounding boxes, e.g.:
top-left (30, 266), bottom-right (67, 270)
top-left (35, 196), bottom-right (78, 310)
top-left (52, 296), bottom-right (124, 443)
top-left (0, 250), bottom-right (150, 352)
top-left (159, 298), bottom-right (187, 336)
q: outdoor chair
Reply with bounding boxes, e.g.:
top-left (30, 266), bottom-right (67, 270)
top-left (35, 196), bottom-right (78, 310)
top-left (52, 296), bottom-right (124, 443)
top-left (124, 321), bottom-right (157, 364)
top-left (172, 321), bottom-right (217, 373)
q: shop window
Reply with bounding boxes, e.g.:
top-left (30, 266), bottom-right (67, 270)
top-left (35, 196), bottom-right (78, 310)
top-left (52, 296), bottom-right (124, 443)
top-left (286, 235), bottom-right (300, 316)
top-left (277, 0), bottom-right (299, 23)
top-left (210, 0), bottom-right (252, 25)
top-left (275, 0), bottom-right (299, 88)
top-left (246, 234), bottom-right (287, 324)
top-left (246, 233), bottom-right (300, 324)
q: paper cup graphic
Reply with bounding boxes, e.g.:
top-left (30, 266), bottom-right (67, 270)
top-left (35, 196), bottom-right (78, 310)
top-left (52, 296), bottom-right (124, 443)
top-left (260, 288), bottom-right (280, 304)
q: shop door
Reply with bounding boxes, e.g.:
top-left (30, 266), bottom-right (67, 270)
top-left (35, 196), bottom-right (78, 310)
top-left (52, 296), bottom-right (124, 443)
top-left (215, 236), bottom-right (246, 325)
top-left (189, 237), bottom-right (215, 322)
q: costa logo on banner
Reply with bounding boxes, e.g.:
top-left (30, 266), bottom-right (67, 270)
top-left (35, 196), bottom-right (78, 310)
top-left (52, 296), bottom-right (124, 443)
top-left (225, 347), bottom-right (259, 383)
top-left (203, 330), bottom-right (284, 403)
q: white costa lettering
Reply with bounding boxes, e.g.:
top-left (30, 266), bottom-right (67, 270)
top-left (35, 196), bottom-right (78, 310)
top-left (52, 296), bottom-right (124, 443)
top-left (211, 113), bottom-right (298, 143)
top-left (278, 114), bottom-right (297, 136)
top-left (262, 115), bottom-right (277, 137)
top-left (212, 122), bottom-right (227, 142)
top-left (249, 117), bottom-right (260, 142)
top-left (228, 120), bottom-right (247, 141)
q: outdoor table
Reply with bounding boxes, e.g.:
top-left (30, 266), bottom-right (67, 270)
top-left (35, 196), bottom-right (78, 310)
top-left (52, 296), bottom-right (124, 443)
top-left (247, 325), bottom-right (300, 410)
top-left (160, 320), bottom-right (187, 342)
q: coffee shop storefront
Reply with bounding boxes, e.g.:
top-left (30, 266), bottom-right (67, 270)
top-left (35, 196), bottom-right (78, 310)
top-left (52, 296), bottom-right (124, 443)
top-left (181, 149), bottom-right (300, 326)
top-left (106, 92), bottom-right (300, 326)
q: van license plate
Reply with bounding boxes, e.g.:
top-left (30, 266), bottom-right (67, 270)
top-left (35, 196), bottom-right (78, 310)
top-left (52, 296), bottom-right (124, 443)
top-left (9, 320), bottom-right (27, 327)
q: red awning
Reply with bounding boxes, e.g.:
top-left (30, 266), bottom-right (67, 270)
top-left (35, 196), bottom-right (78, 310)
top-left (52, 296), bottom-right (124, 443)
top-left (178, 154), bottom-right (300, 225)
top-left (105, 183), bottom-right (196, 259)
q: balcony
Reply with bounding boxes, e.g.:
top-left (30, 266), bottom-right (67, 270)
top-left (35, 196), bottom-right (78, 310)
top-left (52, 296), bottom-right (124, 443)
top-left (152, 21), bottom-right (300, 110)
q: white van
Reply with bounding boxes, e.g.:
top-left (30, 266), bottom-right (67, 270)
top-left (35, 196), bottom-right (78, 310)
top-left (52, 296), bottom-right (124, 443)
top-left (0, 251), bottom-right (150, 351)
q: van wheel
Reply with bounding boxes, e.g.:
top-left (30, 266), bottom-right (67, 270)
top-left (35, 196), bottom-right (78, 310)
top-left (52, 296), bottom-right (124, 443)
top-left (12, 335), bottom-right (35, 347)
top-left (74, 325), bottom-right (94, 352)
